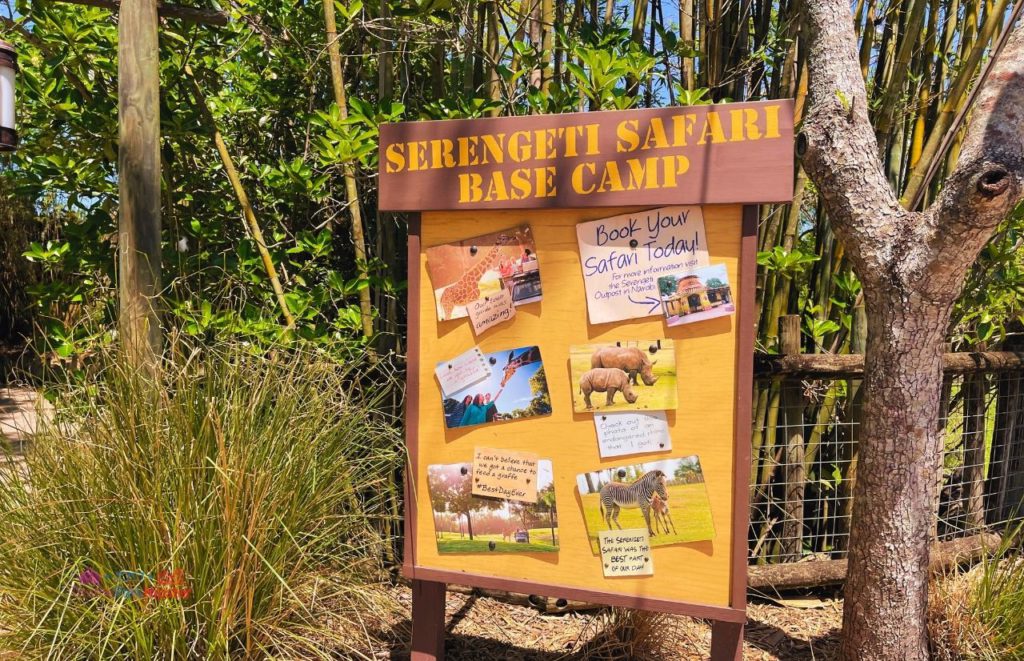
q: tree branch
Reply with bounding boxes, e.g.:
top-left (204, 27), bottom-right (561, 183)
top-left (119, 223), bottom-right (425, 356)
top-left (916, 24), bottom-right (1024, 302)
top-left (52, 0), bottom-right (229, 26)
top-left (798, 0), bottom-right (906, 279)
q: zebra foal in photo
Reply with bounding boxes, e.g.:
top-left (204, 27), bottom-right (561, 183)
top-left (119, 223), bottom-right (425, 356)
top-left (599, 470), bottom-right (669, 536)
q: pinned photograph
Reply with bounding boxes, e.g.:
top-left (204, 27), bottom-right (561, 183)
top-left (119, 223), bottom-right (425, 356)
top-left (569, 340), bottom-right (677, 413)
top-left (426, 224), bottom-right (541, 322)
top-left (575, 456), bottom-right (714, 553)
top-left (428, 460), bottom-right (558, 554)
top-left (657, 263), bottom-right (735, 327)
top-left (440, 346), bottom-right (550, 429)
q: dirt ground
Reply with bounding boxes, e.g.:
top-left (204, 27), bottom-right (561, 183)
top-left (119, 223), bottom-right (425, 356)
top-left (372, 586), bottom-right (843, 660)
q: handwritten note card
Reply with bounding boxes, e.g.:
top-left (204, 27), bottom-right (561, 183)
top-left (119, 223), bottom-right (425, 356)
top-left (467, 289), bottom-right (516, 335)
top-left (576, 205), bottom-right (708, 324)
top-left (435, 347), bottom-right (491, 398)
top-left (599, 529), bottom-right (654, 577)
top-left (472, 447), bottom-right (539, 503)
top-left (594, 411), bottom-right (671, 458)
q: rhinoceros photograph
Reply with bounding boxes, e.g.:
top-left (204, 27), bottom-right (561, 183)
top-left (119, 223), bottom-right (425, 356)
top-left (568, 340), bottom-right (677, 413)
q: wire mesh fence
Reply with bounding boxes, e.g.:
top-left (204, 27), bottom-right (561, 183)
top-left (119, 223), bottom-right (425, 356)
top-left (749, 368), bottom-right (1024, 565)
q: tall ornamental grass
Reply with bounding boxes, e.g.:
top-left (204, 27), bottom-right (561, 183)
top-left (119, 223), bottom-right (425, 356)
top-left (0, 343), bottom-right (403, 658)
top-left (929, 527), bottom-right (1024, 660)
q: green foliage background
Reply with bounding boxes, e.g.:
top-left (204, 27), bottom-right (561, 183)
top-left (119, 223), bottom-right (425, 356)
top-left (2, 0), bottom-right (1023, 361)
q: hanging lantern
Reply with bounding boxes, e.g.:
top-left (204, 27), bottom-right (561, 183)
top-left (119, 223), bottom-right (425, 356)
top-left (0, 40), bottom-right (17, 152)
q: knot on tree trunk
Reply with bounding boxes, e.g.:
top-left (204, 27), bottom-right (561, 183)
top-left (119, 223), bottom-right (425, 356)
top-left (976, 166), bottom-right (1011, 199)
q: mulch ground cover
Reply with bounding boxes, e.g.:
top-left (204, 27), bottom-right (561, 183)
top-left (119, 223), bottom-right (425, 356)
top-left (365, 585), bottom-right (843, 660)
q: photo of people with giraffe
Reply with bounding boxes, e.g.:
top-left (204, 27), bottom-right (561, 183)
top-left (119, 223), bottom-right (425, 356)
top-left (568, 339), bottom-right (678, 413)
top-left (440, 346), bottom-right (551, 429)
top-left (425, 224), bottom-right (541, 322)
top-left (575, 457), bottom-right (714, 553)
top-left (427, 461), bottom-right (558, 554)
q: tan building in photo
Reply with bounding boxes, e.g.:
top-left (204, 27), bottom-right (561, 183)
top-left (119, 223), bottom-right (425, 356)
top-left (663, 275), bottom-right (732, 317)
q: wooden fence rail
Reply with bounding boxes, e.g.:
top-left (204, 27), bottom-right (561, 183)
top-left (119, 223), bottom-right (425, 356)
top-left (748, 318), bottom-right (1024, 585)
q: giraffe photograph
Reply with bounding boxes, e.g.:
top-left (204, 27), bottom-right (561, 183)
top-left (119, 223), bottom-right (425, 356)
top-left (440, 345), bottom-right (551, 429)
top-left (568, 339), bottom-right (678, 413)
top-left (575, 456), bottom-right (715, 553)
top-left (425, 224), bottom-right (542, 322)
top-left (427, 460), bottom-right (559, 554)
top-left (657, 263), bottom-right (735, 327)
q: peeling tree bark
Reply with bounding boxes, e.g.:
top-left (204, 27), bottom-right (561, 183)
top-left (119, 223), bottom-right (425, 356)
top-left (800, 1), bottom-right (1024, 657)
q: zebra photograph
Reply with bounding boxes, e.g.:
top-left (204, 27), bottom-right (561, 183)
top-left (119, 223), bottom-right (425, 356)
top-left (575, 456), bottom-right (715, 553)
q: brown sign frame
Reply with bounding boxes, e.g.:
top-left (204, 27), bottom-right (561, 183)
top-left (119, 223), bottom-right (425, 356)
top-left (380, 100), bottom-right (794, 211)
top-left (384, 102), bottom-right (792, 661)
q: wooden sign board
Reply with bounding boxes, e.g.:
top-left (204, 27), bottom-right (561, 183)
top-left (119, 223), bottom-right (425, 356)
top-left (383, 101), bottom-right (793, 661)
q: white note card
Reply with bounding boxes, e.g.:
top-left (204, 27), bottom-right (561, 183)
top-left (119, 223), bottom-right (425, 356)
top-left (599, 529), bottom-right (654, 577)
top-left (594, 411), bottom-right (671, 458)
top-left (467, 289), bottom-right (516, 335)
top-left (435, 347), bottom-right (491, 398)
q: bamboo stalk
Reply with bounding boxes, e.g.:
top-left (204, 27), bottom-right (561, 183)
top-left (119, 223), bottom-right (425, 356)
top-left (323, 0), bottom-right (375, 342)
top-left (184, 66), bottom-right (295, 330)
top-left (900, 0), bottom-right (1012, 206)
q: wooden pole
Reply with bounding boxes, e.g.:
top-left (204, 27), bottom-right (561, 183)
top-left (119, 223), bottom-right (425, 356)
top-left (118, 0), bottom-right (162, 369)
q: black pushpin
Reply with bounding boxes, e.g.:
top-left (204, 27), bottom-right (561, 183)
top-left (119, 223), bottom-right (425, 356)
top-left (629, 238), bottom-right (639, 249)
top-left (460, 466), bottom-right (469, 476)
top-left (618, 469), bottom-right (627, 479)
top-left (649, 344), bottom-right (658, 354)
top-left (448, 364), bottom-right (452, 369)
top-left (488, 541), bottom-right (496, 551)
top-left (470, 245), bottom-right (479, 256)
top-left (555, 598), bottom-right (568, 609)
top-left (489, 357), bottom-right (497, 365)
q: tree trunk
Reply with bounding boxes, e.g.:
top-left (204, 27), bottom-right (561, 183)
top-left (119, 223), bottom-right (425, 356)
top-left (842, 294), bottom-right (950, 659)
top-left (465, 511), bottom-right (474, 540)
top-left (800, 0), bottom-right (1024, 656)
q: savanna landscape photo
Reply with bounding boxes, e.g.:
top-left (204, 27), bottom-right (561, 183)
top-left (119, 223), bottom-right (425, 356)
top-left (569, 340), bottom-right (677, 413)
top-left (576, 457), bottom-right (714, 554)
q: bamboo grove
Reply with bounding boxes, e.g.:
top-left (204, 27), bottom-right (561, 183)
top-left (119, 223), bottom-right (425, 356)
top-left (1, 0), bottom-right (1023, 563)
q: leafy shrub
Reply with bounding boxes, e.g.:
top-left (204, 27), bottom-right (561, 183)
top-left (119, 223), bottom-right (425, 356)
top-left (0, 342), bottom-right (403, 658)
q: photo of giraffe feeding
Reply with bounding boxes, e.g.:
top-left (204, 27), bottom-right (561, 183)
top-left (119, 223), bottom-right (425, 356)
top-left (427, 461), bottom-right (558, 554)
top-left (569, 339), bottom-right (677, 413)
top-left (425, 224), bottom-right (541, 322)
top-left (440, 346), bottom-right (551, 429)
top-left (575, 457), bottom-right (714, 553)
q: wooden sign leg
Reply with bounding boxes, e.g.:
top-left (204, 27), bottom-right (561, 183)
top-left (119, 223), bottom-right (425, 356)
top-left (710, 620), bottom-right (744, 660)
top-left (411, 579), bottom-right (447, 660)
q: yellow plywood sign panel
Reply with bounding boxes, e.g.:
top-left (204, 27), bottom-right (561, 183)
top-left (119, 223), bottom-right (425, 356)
top-left (410, 205), bottom-right (744, 608)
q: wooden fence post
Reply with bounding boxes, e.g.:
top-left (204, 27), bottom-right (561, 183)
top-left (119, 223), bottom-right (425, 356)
top-left (118, 0), bottom-right (162, 369)
top-left (963, 372), bottom-right (988, 529)
top-left (987, 372), bottom-right (1020, 523)
top-left (779, 315), bottom-right (805, 562)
